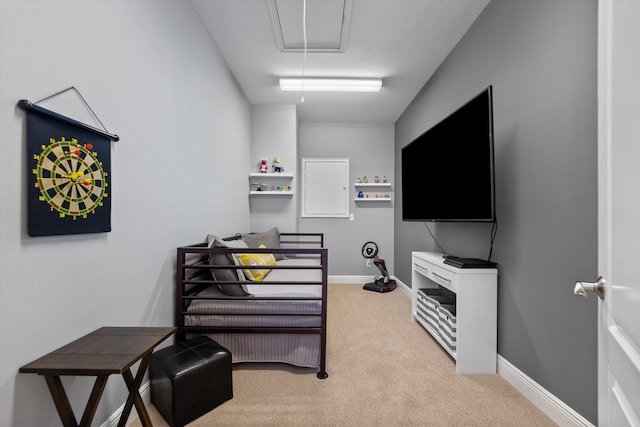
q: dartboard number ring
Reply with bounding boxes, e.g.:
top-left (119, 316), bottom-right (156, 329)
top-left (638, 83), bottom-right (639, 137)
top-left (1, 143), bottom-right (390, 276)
top-left (32, 136), bottom-right (108, 219)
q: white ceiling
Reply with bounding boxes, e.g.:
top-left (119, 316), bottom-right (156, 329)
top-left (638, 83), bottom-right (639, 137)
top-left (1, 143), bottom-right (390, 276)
top-left (190, 0), bottom-right (490, 124)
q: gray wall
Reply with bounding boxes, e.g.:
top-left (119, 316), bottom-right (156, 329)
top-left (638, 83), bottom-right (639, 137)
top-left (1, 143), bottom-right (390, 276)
top-left (394, 0), bottom-right (598, 422)
top-left (0, 1), bottom-right (251, 426)
top-left (299, 123), bottom-right (395, 276)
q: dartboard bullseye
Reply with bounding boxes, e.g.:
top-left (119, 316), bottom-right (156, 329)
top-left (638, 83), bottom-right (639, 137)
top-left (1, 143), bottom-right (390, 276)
top-left (33, 137), bottom-right (108, 219)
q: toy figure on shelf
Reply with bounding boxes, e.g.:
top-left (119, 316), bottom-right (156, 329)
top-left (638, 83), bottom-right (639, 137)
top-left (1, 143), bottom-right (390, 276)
top-left (382, 176), bottom-right (388, 183)
top-left (272, 156), bottom-right (284, 173)
top-left (356, 177), bottom-right (363, 184)
top-left (259, 159), bottom-right (268, 173)
top-left (363, 176), bottom-right (368, 183)
top-left (374, 176), bottom-right (380, 183)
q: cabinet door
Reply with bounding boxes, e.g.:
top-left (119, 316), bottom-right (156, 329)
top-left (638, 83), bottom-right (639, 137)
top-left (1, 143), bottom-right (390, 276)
top-left (301, 158), bottom-right (349, 218)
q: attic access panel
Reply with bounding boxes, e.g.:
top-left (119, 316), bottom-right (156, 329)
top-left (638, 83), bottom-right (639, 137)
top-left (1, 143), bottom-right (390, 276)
top-left (268, 0), bottom-right (352, 52)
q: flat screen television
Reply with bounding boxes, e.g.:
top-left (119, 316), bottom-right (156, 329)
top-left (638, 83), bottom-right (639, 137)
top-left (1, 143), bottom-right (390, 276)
top-left (401, 86), bottom-right (495, 222)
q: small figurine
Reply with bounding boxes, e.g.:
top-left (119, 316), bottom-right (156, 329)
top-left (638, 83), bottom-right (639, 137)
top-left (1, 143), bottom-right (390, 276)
top-left (374, 176), bottom-right (380, 183)
top-left (259, 158), bottom-right (268, 173)
top-left (356, 177), bottom-right (363, 184)
top-left (382, 176), bottom-right (388, 183)
top-left (363, 176), bottom-right (368, 183)
top-left (357, 191), bottom-right (364, 198)
top-left (272, 156), bottom-right (284, 173)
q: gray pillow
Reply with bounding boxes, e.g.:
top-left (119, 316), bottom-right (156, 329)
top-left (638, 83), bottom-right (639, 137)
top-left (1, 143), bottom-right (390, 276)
top-left (206, 235), bottom-right (251, 297)
top-left (240, 227), bottom-right (285, 260)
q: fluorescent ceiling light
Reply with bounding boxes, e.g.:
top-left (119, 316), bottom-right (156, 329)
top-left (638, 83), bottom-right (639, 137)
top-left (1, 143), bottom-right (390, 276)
top-left (279, 78), bottom-right (382, 92)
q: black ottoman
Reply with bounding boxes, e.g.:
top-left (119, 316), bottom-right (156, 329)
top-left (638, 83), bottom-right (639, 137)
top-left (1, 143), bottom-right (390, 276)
top-left (150, 336), bottom-right (233, 427)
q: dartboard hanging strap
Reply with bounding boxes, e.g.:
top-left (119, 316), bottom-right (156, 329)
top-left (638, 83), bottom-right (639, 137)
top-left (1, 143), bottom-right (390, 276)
top-left (17, 86), bottom-right (119, 142)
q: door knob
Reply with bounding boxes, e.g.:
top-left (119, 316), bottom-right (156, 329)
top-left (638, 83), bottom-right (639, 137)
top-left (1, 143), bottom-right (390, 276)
top-left (574, 276), bottom-right (606, 300)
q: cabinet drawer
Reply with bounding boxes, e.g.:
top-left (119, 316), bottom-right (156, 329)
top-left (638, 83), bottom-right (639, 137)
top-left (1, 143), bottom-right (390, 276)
top-left (413, 255), bottom-right (458, 293)
top-left (412, 257), bottom-right (430, 278)
top-left (427, 263), bottom-right (458, 293)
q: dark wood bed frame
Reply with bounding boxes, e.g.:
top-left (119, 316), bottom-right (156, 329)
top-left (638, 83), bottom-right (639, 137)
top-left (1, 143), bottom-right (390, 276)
top-left (175, 233), bottom-right (329, 379)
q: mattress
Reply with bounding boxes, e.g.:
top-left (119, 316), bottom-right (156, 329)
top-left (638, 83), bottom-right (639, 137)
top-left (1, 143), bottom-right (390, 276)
top-left (245, 257), bottom-right (323, 297)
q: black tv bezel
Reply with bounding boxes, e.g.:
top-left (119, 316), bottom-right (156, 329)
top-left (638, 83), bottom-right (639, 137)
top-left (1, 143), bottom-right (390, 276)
top-left (401, 86), bottom-right (496, 223)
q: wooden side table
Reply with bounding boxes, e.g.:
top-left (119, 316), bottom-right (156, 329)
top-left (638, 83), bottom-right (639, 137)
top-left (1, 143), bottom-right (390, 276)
top-left (19, 326), bottom-right (176, 427)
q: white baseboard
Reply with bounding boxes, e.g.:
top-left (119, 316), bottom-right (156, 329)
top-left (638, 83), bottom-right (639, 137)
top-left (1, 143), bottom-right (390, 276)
top-left (328, 275), bottom-right (411, 296)
top-left (393, 277), bottom-right (411, 295)
top-left (497, 356), bottom-right (594, 427)
top-left (328, 275), bottom-right (372, 284)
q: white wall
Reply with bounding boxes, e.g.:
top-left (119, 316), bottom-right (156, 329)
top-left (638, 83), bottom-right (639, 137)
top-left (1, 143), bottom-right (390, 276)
top-left (299, 123), bottom-right (395, 276)
top-left (248, 115), bottom-right (396, 277)
top-left (249, 105), bottom-right (298, 233)
top-left (0, 1), bottom-right (252, 426)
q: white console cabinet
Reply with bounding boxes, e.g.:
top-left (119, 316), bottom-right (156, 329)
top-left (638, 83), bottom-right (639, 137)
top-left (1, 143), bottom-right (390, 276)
top-left (411, 251), bottom-right (497, 374)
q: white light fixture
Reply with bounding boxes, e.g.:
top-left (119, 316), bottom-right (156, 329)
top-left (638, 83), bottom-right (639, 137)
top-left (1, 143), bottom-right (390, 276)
top-left (279, 78), bottom-right (382, 92)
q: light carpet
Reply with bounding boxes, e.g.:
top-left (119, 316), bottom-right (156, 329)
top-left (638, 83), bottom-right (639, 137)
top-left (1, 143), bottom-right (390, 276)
top-left (132, 283), bottom-right (556, 426)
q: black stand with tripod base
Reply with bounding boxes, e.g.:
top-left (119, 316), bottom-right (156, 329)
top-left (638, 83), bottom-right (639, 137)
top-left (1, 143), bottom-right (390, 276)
top-left (363, 276), bottom-right (396, 293)
top-left (361, 241), bottom-right (396, 293)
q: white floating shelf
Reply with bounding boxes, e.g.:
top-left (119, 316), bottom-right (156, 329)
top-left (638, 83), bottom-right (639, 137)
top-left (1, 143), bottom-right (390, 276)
top-left (250, 173), bottom-right (294, 178)
top-left (354, 182), bottom-right (391, 187)
top-left (250, 191), bottom-right (293, 196)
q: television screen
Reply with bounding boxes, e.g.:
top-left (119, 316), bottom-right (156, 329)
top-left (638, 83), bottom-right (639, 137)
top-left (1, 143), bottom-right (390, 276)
top-left (401, 86), bottom-right (495, 222)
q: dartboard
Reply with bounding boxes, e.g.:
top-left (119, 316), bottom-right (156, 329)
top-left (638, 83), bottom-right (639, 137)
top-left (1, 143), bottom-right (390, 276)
top-left (33, 137), bottom-right (108, 219)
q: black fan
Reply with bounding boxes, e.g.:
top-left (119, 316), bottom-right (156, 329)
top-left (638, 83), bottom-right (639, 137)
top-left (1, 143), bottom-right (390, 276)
top-left (361, 241), bottom-right (396, 293)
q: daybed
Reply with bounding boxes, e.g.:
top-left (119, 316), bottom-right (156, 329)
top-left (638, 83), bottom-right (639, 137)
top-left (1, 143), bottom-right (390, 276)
top-left (175, 229), bottom-right (328, 379)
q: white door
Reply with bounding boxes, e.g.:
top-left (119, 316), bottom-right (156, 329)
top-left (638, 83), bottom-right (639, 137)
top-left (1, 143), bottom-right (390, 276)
top-left (575, 1), bottom-right (640, 425)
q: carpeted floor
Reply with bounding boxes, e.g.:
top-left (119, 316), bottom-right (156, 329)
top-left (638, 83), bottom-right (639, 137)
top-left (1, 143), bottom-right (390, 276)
top-left (132, 284), bottom-right (556, 426)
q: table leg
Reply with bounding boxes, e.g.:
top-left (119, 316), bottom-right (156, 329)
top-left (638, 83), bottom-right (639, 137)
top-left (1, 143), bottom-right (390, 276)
top-left (79, 376), bottom-right (109, 426)
top-left (44, 375), bottom-right (109, 427)
top-left (44, 375), bottom-right (78, 427)
top-left (118, 354), bottom-right (152, 427)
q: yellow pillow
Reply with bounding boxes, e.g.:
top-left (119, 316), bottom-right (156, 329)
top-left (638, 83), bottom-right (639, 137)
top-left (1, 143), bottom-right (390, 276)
top-left (237, 244), bottom-right (276, 281)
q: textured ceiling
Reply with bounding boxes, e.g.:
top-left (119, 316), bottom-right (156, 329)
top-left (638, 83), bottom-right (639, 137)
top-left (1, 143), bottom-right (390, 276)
top-left (190, 0), bottom-right (490, 124)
